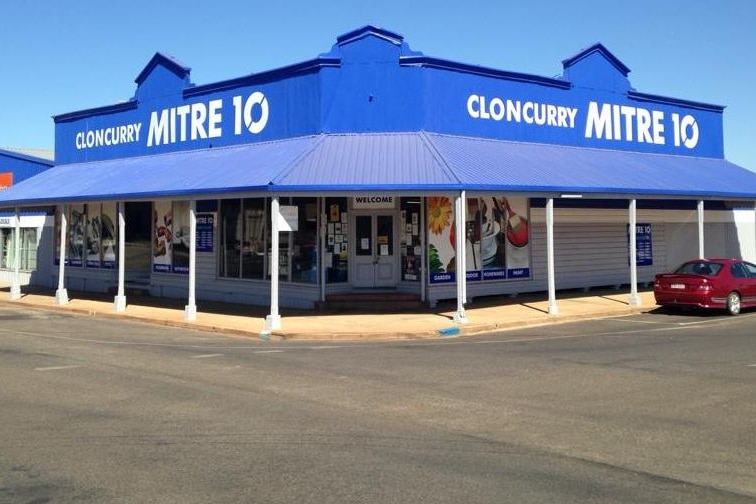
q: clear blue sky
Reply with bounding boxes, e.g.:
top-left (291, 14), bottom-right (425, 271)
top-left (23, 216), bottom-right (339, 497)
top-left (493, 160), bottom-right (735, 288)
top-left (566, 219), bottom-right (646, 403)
top-left (2, 0), bottom-right (754, 170)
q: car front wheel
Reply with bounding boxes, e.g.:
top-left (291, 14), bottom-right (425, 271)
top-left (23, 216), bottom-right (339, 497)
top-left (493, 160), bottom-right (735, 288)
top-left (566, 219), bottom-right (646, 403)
top-left (726, 291), bottom-right (741, 316)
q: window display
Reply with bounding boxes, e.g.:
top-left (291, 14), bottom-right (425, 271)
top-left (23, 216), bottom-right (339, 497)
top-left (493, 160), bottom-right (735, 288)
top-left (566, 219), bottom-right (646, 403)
top-left (325, 197), bottom-right (348, 283)
top-left (427, 195), bottom-right (531, 283)
top-left (400, 198), bottom-right (422, 281)
top-left (1, 228), bottom-right (37, 271)
top-left (152, 200), bottom-right (190, 274)
top-left (68, 203), bottom-right (85, 267)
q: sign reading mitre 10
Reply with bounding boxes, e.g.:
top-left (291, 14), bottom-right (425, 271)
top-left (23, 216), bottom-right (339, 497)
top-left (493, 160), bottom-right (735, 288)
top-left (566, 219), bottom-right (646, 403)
top-left (73, 92), bottom-right (270, 151)
top-left (467, 95), bottom-right (700, 150)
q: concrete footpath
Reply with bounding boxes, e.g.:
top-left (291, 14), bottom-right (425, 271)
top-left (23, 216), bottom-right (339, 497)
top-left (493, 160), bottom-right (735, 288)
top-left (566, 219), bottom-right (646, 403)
top-left (0, 283), bottom-right (657, 340)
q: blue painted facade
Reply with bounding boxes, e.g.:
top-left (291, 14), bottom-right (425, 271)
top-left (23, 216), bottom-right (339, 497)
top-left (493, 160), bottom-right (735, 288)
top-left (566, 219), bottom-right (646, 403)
top-left (0, 149), bottom-right (54, 188)
top-left (53, 25), bottom-right (726, 166)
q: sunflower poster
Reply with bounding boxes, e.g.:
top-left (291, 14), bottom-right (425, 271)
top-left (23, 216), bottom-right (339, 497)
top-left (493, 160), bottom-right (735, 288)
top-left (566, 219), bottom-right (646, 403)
top-left (427, 195), bottom-right (531, 284)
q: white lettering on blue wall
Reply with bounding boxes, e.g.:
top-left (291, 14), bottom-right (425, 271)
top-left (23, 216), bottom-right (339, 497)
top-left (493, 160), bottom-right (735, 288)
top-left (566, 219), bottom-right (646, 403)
top-left (147, 100), bottom-right (224, 147)
top-left (75, 123), bottom-right (142, 150)
top-left (467, 94), bottom-right (700, 151)
top-left (77, 92), bottom-right (270, 151)
top-left (468, 95), bottom-right (578, 129)
top-left (233, 92), bottom-right (269, 135)
top-left (584, 101), bottom-right (699, 149)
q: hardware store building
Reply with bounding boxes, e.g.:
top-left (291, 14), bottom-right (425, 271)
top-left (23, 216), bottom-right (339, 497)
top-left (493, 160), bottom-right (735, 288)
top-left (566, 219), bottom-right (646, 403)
top-left (2, 25), bottom-right (756, 329)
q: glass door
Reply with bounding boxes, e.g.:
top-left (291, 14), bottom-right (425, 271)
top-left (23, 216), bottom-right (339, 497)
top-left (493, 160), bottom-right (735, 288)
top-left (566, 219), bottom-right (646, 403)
top-left (352, 213), bottom-right (398, 288)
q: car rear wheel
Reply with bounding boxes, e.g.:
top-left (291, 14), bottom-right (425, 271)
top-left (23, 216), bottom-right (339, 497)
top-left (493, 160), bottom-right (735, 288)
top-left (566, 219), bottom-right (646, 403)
top-left (726, 291), bottom-right (741, 316)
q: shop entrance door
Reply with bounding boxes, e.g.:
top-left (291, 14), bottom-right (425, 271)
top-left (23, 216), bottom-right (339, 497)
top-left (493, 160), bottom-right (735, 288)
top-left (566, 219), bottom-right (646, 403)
top-left (353, 213), bottom-right (398, 288)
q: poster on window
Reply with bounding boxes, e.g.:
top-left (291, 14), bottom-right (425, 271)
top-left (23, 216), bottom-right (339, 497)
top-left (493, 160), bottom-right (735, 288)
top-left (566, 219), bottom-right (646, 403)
top-left (54, 207), bottom-right (61, 266)
top-left (85, 203), bottom-right (102, 268)
top-left (101, 202), bottom-right (117, 268)
top-left (172, 201), bottom-right (190, 274)
top-left (501, 196), bottom-right (531, 279)
top-left (68, 204), bottom-right (85, 267)
top-left (153, 200), bottom-right (172, 273)
top-left (427, 195), bottom-right (530, 284)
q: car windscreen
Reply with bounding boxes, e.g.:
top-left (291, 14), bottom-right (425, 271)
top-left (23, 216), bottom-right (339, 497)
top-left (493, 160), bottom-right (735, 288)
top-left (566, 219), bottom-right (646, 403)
top-left (674, 261), bottom-right (723, 276)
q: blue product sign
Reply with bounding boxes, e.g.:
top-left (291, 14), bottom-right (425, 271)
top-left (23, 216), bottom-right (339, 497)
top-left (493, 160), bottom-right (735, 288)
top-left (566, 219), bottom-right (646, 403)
top-left (628, 223), bottom-right (653, 266)
top-left (482, 268), bottom-right (507, 281)
top-left (507, 268), bottom-right (530, 279)
top-left (196, 214), bottom-right (214, 252)
top-left (430, 272), bottom-right (456, 284)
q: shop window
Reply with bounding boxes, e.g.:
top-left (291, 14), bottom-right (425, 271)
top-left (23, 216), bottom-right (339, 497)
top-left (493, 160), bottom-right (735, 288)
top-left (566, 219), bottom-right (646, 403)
top-left (55, 204), bottom-right (120, 269)
top-left (269, 197), bottom-right (318, 284)
top-left (1, 227), bottom-right (38, 271)
top-left (220, 198), bottom-right (266, 280)
top-left (219, 197), bottom-right (319, 284)
top-left (153, 200), bottom-right (190, 274)
top-left (68, 203), bottom-right (86, 266)
top-left (242, 198), bottom-right (266, 279)
top-left (325, 197), bottom-right (348, 283)
top-left (400, 198), bottom-right (422, 281)
top-left (426, 195), bottom-right (531, 284)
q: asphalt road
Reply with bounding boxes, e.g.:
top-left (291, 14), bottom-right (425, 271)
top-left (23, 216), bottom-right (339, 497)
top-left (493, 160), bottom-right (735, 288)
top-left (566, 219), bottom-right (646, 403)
top-left (0, 305), bottom-right (755, 503)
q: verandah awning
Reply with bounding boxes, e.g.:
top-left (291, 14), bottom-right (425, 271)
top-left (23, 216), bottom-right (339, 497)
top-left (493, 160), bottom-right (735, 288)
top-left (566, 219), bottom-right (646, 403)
top-left (2, 132), bottom-right (756, 207)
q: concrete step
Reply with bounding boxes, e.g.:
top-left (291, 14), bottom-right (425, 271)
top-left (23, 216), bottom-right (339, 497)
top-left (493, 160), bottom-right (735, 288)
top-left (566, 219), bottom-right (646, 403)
top-left (317, 292), bottom-right (424, 312)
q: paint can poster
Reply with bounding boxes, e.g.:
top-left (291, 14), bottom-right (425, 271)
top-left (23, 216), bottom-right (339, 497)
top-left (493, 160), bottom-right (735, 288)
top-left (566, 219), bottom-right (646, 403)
top-left (427, 195), bottom-right (530, 283)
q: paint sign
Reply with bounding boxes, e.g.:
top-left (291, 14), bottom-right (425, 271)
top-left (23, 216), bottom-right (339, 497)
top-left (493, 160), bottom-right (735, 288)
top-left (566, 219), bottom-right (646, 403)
top-left (629, 223), bottom-right (653, 266)
top-left (196, 214), bottom-right (214, 252)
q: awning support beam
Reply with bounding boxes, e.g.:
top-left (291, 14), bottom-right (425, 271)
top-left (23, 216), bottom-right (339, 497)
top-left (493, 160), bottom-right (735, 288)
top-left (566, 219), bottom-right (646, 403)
top-left (453, 191), bottom-right (468, 324)
top-left (113, 202), bottom-right (126, 312)
top-left (547, 198), bottom-right (558, 315)
top-left (266, 196), bottom-right (282, 331)
top-left (184, 199), bottom-right (197, 321)
top-left (697, 200), bottom-right (705, 258)
top-left (10, 207), bottom-right (21, 300)
top-left (56, 205), bottom-right (69, 305)
top-left (628, 199), bottom-right (641, 306)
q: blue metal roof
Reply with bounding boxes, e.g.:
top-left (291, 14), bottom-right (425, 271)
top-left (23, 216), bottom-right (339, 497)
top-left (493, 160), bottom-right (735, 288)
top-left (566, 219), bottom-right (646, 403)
top-left (273, 133), bottom-right (459, 191)
top-left (1, 132), bottom-right (756, 207)
top-left (0, 136), bottom-right (320, 206)
top-left (425, 133), bottom-right (756, 199)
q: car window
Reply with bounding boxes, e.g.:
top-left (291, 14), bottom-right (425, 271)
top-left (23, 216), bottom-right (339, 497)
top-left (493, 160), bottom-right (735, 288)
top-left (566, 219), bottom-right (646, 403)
top-left (743, 262), bottom-right (756, 278)
top-left (731, 263), bottom-right (748, 279)
top-left (675, 261), bottom-right (721, 275)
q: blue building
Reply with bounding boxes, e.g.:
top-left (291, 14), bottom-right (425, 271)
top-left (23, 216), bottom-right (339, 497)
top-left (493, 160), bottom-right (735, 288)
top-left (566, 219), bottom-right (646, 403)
top-left (1, 26), bottom-right (755, 328)
top-left (0, 148), bottom-right (54, 287)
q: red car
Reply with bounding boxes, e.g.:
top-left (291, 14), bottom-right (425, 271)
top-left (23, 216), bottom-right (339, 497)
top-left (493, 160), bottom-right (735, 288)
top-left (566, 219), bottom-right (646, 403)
top-left (654, 258), bottom-right (756, 315)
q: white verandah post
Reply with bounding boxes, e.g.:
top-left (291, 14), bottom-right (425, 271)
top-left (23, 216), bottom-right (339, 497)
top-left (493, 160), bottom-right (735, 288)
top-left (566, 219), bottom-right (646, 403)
top-left (453, 191), bottom-right (468, 323)
top-left (56, 204), bottom-right (69, 305)
top-left (266, 196), bottom-right (282, 331)
top-left (113, 201), bottom-right (127, 312)
top-left (628, 199), bottom-right (641, 306)
top-left (10, 207), bottom-right (21, 300)
top-left (546, 198), bottom-right (558, 315)
top-left (184, 199), bottom-right (197, 321)
top-left (697, 199), bottom-right (705, 258)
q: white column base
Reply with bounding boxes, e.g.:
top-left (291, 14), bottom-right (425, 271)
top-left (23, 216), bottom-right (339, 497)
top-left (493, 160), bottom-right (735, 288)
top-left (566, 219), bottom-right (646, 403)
top-left (548, 302), bottom-right (559, 316)
top-left (453, 310), bottom-right (468, 324)
top-left (628, 293), bottom-right (642, 307)
top-left (265, 314), bottom-right (282, 331)
top-left (113, 295), bottom-right (127, 313)
top-left (55, 288), bottom-right (69, 305)
top-left (184, 304), bottom-right (197, 322)
top-left (10, 285), bottom-right (21, 300)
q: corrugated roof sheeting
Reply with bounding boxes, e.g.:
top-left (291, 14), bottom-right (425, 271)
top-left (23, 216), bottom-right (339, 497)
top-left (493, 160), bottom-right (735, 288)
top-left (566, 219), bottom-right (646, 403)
top-left (2, 132), bottom-right (756, 207)
top-left (0, 136), bottom-right (320, 206)
top-left (273, 133), bottom-right (459, 190)
top-left (426, 133), bottom-right (756, 198)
